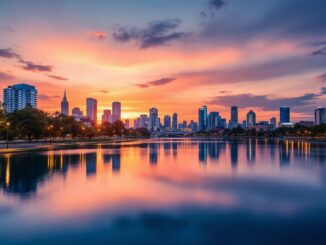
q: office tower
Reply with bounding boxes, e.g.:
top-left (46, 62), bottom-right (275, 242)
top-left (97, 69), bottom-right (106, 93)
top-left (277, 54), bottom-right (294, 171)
top-left (246, 110), bottom-right (256, 128)
top-left (139, 114), bottom-right (148, 128)
top-left (315, 107), bottom-right (326, 125)
top-left (280, 106), bottom-right (290, 123)
top-left (230, 105), bottom-right (238, 129)
top-left (125, 119), bottom-right (130, 129)
top-left (72, 107), bottom-right (83, 117)
top-left (270, 117), bottom-right (277, 129)
top-left (203, 105), bottom-right (208, 128)
top-left (208, 112), bottom-right (219, 129)
top-left (86, 98), bottom-right (97, 123)
top-left (242, 120), bottom-right (247, 128)
top-left (163, 115), bottom-right (171, 130)
top-left (3, 83), bottom-right (38, 112)
top-left (198, 107), bottom-right (206, 131)
top-left (148, 107), bottom-right (159, 132)
top-left (134, 118), bottom-right (140, 129)
top-left (61, 90), bottom-right (69, 116)
top-left (102, 109), bottom-right (111, 123)
top-left (112, 101), bottom-right (121, 122)
top-left (172, 113), bottom-right (178, 130)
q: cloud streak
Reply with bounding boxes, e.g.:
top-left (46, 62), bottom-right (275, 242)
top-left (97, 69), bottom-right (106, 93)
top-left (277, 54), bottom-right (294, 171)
top-left (208, 93), bottom-right (320, 111)
top-left (0, 71), bottom-right (14, 80)
top-left (136, 77), bottom-right (176, 88)
top-left (45, 74), bottom-right (68, 81)
top-left (113, 19), bottom-right (190, 49)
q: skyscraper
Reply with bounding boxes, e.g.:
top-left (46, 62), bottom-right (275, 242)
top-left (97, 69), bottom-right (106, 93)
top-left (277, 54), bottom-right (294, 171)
top-left (102, 109), bottom-right (111, 123)
top-left (163, 115), bottom-right (171, 130)
top-left (139, 114), bottom-right (148, 128)
top-left (246, 110), bottom-right (256, 128)
top-left (148, 107), bottom-right (159, 132)
top-left (198, 107), bottom-right (206, 131)
top-left (172, 113), bottom-right (178, 130)
top-left (61, 90), bottom-right (69, 116)
top-left (3, 83), bottom-right (37, 112)
top-left (112, 101), bottom-right (121, 122)
top-left (280, 106), bottom-right (290, 124)
top-left (315, 107), bottom-right (326, 125)
top-left (270, 117), bottom-right (277, 129)
top-left (208, 112), bottom-right (219, 129)
top-left (230, 105), bottom-right (238, 129)
top-left (86, 98), bottom-right (97, 123)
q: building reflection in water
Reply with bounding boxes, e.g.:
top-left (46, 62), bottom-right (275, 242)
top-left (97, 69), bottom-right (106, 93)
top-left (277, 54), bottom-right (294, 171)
top-left (279, 141), bottom-right (291, 166)
top-left (163, 142), bottom-right (171, 157)
top-left (149, 143), bottom-right (159, 165)
top-left (230, 142), bottom-right (238, 169)
top-left (198, 142), bottom-right (207, 164)
top-left (112, 150), bottom-right (121, 173)
top-left (86, 153), bottom-right (97, 177)
top-left (246, 139), bottom-right (256, 165)
top-left (0, 139), bottom-right (322, 199)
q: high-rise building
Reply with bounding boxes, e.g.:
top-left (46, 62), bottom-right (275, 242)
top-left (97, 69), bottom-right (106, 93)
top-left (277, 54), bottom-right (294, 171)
top-left (86, 98), bottom-right (97, 123)
top-left (198, 105), bottom-right (208, 131)
top-left (112, 102), bottom-right (121, 122)
top-left (3, 83), bottom-right (37, 112)
top-left (203, 105), bottom-right (208, 128)
top-left (230, 105), bottom-right (238, 129)
top-left (270, 117), bottom-right (277, 129)
top-left (280, 106), bottom-right (290, 124)
top-left (134, 118), bottom-right (140, 129)
top-left (72, 107), bottom-right (83, 117)
top-left (102, 109), bottom-right (111, 123)
top-left (148, 107), bottom-right (159, 132)
top-left (139, 114), bottom-right (148, 128)
top-left (246, 110), bottom-right (256, 128)
top-left (163, 115), bottom-right (171, 130)
top-left (198, 108), bottom-right (206, 131)
top-left (315, 107), bottom-right (326, 125)
top-left (172, 113), bottom-right (178, 130)
top-left (208, 112), bottom-right (219, 129)
top-left (61, 90), bottom-right (69, 116)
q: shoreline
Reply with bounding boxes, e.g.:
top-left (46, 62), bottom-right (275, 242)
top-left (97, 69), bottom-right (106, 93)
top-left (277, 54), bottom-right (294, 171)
top-left (0, 138), bottom-right (140, 154)
top-left (0, 136), bottom-right (325, 154)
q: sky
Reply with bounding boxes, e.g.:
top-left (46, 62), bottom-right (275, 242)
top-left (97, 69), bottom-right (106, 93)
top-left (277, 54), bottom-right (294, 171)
top-left (0, 0), bottom-right (325, 123)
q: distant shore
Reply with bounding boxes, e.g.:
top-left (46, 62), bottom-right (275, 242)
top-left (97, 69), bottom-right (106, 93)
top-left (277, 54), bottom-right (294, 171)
top-left (0, 136), bottom-right (325, 154)
top-left (0, 138), bottom-right (139, 154)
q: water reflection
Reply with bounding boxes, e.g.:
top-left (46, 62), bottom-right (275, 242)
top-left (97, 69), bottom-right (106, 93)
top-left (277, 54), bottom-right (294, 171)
top-left (1, 138), bottom-right (322, 199)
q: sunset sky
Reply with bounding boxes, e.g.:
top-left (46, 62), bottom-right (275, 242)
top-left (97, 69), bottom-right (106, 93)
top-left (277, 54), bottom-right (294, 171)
top-left (0, 0), bottom-right (325, 123)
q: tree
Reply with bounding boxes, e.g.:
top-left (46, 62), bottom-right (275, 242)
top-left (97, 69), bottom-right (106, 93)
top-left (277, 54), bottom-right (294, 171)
top-left (8, 105), bottom-right (48, 141)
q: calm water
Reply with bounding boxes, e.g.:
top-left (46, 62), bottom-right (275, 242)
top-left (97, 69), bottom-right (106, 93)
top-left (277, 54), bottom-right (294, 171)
top-left (0, 138), bottom-right (326, 244)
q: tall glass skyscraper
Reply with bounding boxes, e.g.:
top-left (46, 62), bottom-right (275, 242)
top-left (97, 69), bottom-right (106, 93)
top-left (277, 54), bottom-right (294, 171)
top-left (112, 101), bottom-right (121, 122)
top-left (61, 90), bottom-right (69, 116)
top-left (148, 107), bottom-right (159, 132)
top-left (163, 115), bottom-right (171, 130)
top-left (315, 107), bottom-right (326, 125)
top-left (246, 110), bottom-right (256, 128)
top-left (230, 105), bottom-right (238, 129)
top-left (86, 98), bottom-right (97, 124)
top-left (172, 113), bottom-right (178, 131)
top-left (3, 83), bottom-right (37, 112)
top-left (280, 106), bottom-right (290, 123)
top-left (198, 107), bottom-right (206, 131)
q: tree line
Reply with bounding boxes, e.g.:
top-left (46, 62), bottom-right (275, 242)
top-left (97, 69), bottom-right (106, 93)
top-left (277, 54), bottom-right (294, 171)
top-left (0, 105), bottom-right (150, 142)
top-left (196, 124), bottom-right (326, 138)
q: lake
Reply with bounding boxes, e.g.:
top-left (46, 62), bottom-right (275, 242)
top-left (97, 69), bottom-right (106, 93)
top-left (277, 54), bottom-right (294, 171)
top-left (0, 138), bottom-right (326, 244)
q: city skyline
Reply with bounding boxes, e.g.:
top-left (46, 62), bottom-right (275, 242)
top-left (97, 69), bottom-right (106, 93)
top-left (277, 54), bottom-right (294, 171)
top-left (0, 0), bottom-right (325, 122)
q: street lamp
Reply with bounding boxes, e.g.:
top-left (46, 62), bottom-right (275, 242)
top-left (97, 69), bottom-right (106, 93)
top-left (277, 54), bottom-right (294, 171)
top-left (6, 122), bottom-right (10, 149)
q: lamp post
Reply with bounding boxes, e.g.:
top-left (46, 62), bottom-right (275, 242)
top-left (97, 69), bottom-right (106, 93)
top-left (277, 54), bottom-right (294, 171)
top-left (6, 122), bottom-right (10, 149)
